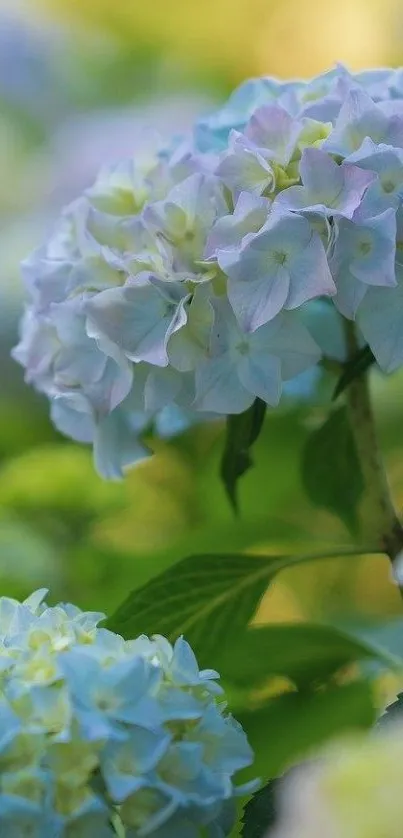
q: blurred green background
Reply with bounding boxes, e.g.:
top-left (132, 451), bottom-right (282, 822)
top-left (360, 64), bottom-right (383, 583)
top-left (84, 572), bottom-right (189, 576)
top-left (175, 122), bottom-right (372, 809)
top-left (1, 0), bottom-right (403, 643)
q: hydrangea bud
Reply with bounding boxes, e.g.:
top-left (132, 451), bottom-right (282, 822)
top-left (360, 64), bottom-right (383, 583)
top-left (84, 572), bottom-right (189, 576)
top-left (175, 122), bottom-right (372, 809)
top-left (14, 64), bottom-right (403, 476)
top-left (268, 723), bottom-right (403, 838)
top-left (0, 590), bottom-right (255, 837)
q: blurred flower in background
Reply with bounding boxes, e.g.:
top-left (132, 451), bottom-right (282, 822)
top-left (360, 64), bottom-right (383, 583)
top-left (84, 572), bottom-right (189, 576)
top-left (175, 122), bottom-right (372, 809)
top-left (269, 723), bottom-right (403, 838)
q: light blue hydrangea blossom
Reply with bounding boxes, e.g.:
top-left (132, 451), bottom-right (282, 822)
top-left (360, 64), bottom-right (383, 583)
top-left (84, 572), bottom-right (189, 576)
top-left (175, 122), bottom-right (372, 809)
top-left (14, 65), bottom-right (403, 476)
top-left (0, 590), bottom-right (254, 837)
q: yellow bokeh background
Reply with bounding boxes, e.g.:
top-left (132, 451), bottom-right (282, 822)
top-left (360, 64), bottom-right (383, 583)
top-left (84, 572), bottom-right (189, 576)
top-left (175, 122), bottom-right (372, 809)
top-left (29, 0), bottom-right (402, 81)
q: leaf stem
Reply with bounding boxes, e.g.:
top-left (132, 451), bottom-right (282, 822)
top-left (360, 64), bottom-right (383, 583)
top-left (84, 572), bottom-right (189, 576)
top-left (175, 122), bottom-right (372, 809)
top-left (344, 321), bottom-right (403, 578)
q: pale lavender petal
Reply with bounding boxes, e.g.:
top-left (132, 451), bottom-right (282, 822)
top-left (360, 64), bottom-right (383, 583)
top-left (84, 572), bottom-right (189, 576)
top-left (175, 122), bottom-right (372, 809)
top-left (245, 104), bottom-right (302, 165)
top-left (144, 367), bottom-right (183, 411)
top-left (299, 148), bottom-right (344, 203)
top-left (347, 209), bottom-right (396, 286)
top-left (333, 269), bottom-right (368, 319)
top-left (251, 312), bottom-right (321, 379)
top-left (275, 148), bottom-right (374, 218)
top-left (86, 278), bottom-right (189, 367)
top-left (323, 88), bottom-right (389, 156)
top-left (228, 268), bottom-right (290, 332)
top-left (194, 354), bottom-right (253, 414)
top-left (237, 351), bottom-right (282, 405)
top-left (286, 233), bottom-right (335, 309)
top-left (93, 407), bottom-right (150, 479)
top-left (204, 192), bottom-right (269, 258)
top-left (51, 393), bottom-right (94, 444)
top-left (216, 132), bottom-right (274, 196)
top-left (357, 270), bottom-right (403, 372)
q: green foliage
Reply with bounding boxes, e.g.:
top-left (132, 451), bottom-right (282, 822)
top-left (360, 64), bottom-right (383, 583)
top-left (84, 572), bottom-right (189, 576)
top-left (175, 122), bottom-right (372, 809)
top-left (0, 410), bottom-right (320, 610)
top-left (301, 406), bottom-right (364, 533)
top-left (106, 549), bottom-right (369, 666)
top-left (241, 779), bottom-right (281, 838)
top-left (221, 399), bottom-right (267, 512)
top-left (106, 542), bottom-right (385, 837)
top-left (0, 444), bottom-right (123, 521)
top-left (215, 622), bottom-right (400, 690)
top-left (106, 551), bottom-right (301, 663)
top-left (238, 680), bottom-right (375, 784)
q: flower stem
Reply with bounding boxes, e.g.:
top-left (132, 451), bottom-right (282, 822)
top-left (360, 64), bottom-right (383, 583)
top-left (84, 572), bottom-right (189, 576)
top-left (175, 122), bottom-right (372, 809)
top-left (344, 321), bottom-right (403, 576)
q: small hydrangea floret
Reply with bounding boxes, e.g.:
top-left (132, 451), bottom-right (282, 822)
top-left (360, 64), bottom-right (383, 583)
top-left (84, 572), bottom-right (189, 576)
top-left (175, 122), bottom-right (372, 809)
top-left (14, 64), bottom-right (403, 476)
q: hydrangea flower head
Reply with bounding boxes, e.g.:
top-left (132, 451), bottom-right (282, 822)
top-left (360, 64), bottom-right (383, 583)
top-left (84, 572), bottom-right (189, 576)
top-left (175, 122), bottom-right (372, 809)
top-left (0, 590), bottom-right (254, 837)
top-left (14, 64), bottom-right (403, 476)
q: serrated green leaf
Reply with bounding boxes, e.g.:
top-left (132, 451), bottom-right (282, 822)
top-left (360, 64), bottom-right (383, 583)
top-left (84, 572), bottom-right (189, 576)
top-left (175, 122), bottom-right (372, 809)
top-left (106, 552), bottom-right (295, 664)
top-left (215, 622), bottom-right (401, 690)
top-left (106, 548), bottom-right (375, 667)
top-left (301, 406), bottom-right (364, 533)
top-left (241, 779), bottom-right (281, 838)
top-left (237, 680), bottom-right (375, 784)
top-left (221, 398), bottom-right (267, 512)
top-left (333, 345), bottom-right (375, 401)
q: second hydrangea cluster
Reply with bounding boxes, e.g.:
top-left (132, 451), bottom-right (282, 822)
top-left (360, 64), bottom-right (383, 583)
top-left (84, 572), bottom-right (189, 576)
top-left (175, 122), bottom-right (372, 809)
top-left (14, 65), bottom-right (403, 476)
top-left (0, 590), bottom-right (254, 837)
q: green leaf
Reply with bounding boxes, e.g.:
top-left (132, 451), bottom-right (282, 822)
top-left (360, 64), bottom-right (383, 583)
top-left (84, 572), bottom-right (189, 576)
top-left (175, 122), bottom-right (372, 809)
top-left (241, 779), bottom-right (281, 838)
top-left (333, 345), bottom-right (375, 401)
top-left (106, 548), bottom-right (373, 666)
top-left (301, 406), bottom-right (364, 533)
top-left (216, 622), bottom-right (401, 690)
top-left (237, 680), bottom-right (375, 784)
top-left (106, 551), bottom-right (290, 663)
top-left (221, 398), bottom-right (267, 512)
top-left (327, 617), bottom-right (403, 673)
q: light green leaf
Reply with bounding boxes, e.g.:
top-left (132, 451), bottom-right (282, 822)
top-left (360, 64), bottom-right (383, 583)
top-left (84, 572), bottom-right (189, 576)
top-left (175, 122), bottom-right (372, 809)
top-left (301, 406), bottom-right (364, 533)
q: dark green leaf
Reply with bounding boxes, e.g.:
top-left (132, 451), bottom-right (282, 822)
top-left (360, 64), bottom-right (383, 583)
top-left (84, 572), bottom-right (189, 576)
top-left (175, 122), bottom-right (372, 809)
top-left (237, 680), bottom-right (375, 784)
top-left (221, 398), bottom-right (266, 512)
top-left (215, 622), bottom-right (400, 690)
top-left (301, 406), bottom-right (364, 533)
top-left (333, 345), bottom-right (375, 401)
top-left (241, 779), bottom-right (281, 838)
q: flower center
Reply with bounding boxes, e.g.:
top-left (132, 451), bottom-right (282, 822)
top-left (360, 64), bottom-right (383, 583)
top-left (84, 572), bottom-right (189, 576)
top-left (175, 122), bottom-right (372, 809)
top-left (381, 178), bottom-right (396, 194)
top-left (273, 250), bottom-right (287, 265)
top-left (358, 240), bottom-right (372, 256)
